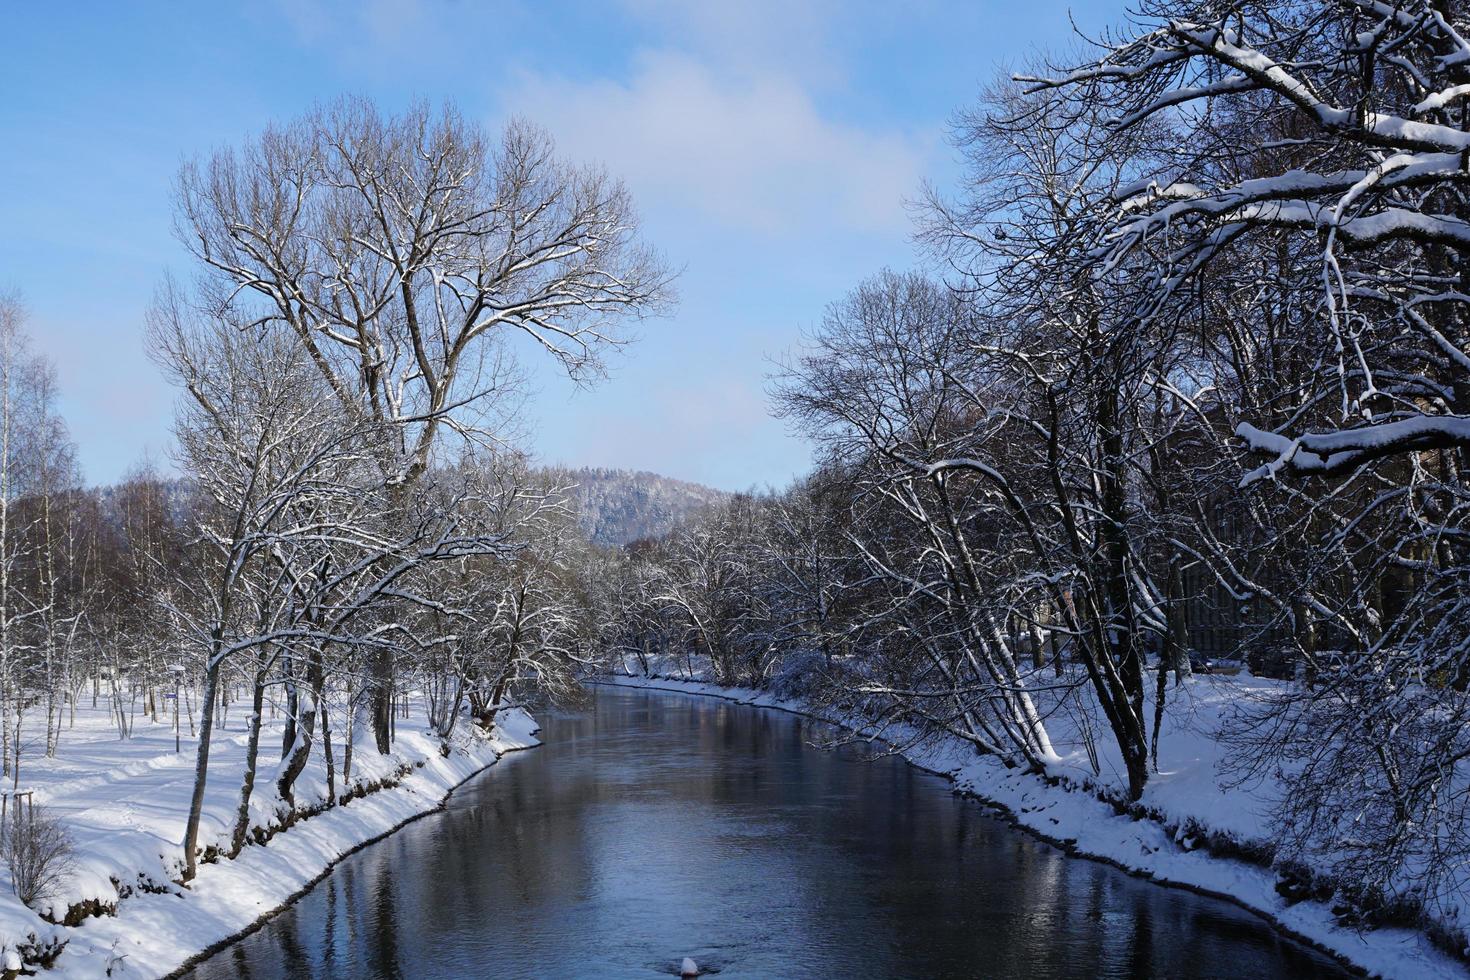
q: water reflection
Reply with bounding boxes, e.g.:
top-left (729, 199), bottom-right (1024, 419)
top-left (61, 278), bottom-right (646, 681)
top-left (183, 687), bottom-right (1347, 979)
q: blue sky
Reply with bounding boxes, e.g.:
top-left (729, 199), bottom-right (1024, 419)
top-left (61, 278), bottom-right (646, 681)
top-left (1, 1), bottom-right (1114, 492)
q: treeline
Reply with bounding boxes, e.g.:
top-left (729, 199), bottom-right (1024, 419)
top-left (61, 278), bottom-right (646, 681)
top-left (593, 0), bottom-right (1470, 941)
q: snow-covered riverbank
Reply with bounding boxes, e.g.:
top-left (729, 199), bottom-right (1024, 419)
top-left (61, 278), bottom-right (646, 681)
top-left (599, 672), bottom-right (1465, 979)
top-left (0, 701), bottom-right (538, 979)
top-left (9, 669), bottom-right (1463, 979)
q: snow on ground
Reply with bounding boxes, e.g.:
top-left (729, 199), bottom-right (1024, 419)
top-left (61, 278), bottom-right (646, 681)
top-left (0, 694), bottom-right (538, 979)
top-left (601, 668), bottom-right (1467, 980)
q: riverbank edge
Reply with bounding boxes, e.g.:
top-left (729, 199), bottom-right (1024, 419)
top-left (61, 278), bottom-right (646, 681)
top-left (595, 673), bottom-right (1462, 980)
top-left (34, 710), bottom-right (541, 980)
top-left (156, 736), bottom-right (541, 980)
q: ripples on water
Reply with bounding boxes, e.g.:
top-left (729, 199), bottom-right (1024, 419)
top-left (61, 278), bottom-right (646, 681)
top-left (183, 687), bottom-right (1348, 979)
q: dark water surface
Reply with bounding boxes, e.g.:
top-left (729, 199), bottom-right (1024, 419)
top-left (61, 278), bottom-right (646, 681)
top-left (183, 685), bottom-right (1347, 979)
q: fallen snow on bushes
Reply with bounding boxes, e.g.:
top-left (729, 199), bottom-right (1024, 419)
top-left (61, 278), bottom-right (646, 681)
top-left (601, 670), bottom-right (1466, 980)
top-left (0, 699), bottom-right (538, 979)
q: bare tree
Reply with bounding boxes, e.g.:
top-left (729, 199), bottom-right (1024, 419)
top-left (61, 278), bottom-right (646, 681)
top-left (172, 97), bottom-right (671, 753)
top-left (1027, 0), bottom-right (1470, 911)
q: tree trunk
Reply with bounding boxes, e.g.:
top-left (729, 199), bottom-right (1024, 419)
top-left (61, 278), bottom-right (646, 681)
top-left (1027, 615), bottom-right (1046, 671)
top-left (480, 674), bottom-right (510, 729)
top-left (275, 709), bottom-right (314, 810)
top-left (229, 668), bottom-right (267, 857)
top-left (182, 658), bottom-right (221, 882)
top-left (1099, 378), bottom-right (1149, 801)
top-left (279, 646), bottom-right (326, 809)
top-left (370, 647), bottom-right (392, 754)
top-left (342, 696), bottom-right (358, 793)
top-left (281, 672), bottom-right (297, 760)
top-left (320, 699), bottom-right (335, 807)
top-left (1152, 558), bottom-right (1190, 771)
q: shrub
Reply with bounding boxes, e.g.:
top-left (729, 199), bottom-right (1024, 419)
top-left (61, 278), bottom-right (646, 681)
top-left (4, 806), bottom-right (75, 908)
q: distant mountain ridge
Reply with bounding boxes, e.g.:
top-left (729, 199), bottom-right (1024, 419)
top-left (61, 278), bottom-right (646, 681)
top-left (542, 466), bottom-right (728, 547)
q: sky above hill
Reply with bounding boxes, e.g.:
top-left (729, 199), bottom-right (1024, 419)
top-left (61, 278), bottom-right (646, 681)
top-left (1, 0), bottom-right (1114, 492)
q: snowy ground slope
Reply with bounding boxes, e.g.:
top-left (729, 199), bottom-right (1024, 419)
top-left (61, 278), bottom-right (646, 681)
top-left (601, 670), bottom-right (1466, 980)
top-left (0, 698), bottom-right (538, 979)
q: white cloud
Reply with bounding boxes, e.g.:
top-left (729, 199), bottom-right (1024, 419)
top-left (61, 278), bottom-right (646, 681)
top-left (617, 0), bottom-right (848, 85)
top-left (497, 50), bottom-right (931, 237)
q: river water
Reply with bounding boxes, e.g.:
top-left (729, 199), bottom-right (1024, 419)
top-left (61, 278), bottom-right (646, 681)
top-left (183, 685), bottom-right (1347, 979)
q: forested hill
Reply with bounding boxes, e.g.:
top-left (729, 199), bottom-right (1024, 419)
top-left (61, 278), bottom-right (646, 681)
top-left (541, 466), bottom-right (728, 547)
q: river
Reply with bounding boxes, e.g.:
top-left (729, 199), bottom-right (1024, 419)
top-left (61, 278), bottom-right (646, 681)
top-left (181, 685), bottom-right (1347, 978)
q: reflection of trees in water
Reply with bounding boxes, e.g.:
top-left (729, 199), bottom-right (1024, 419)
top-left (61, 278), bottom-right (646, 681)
top-left (369, 847), bottom-right (401, 977)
